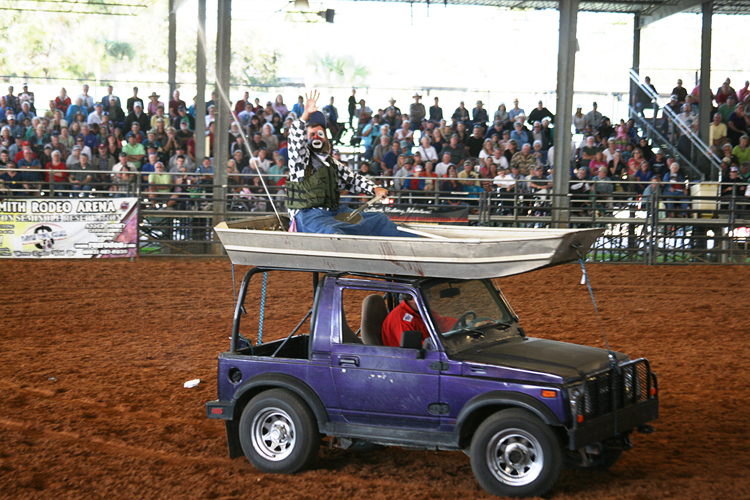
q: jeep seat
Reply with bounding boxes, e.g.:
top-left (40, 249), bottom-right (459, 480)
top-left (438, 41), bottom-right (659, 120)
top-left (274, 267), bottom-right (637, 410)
top-left (341, 300), bottom-right (362, 344)
top-left (360, 294), bottom-right (387, 346)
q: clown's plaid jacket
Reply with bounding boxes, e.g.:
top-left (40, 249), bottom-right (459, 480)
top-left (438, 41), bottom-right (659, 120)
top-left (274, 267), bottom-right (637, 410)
top-left (287, 118), bottom-right (377, 217)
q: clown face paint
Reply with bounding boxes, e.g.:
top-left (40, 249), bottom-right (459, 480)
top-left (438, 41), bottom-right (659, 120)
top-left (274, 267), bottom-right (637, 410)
top-left (309, 127), bottom-right (326, 152)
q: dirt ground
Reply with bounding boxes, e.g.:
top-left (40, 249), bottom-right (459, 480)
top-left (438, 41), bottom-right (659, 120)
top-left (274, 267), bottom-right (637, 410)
top-left (1, 259), bottom-right (749, 500)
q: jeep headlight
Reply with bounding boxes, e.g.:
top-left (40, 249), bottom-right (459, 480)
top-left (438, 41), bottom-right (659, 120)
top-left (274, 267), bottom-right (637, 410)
top-left (624, 367), bottom-right (633, 398)
top-left (568, 384), bottom-right (584, 423)
top-left (622, 365), bottom-right (641, 403)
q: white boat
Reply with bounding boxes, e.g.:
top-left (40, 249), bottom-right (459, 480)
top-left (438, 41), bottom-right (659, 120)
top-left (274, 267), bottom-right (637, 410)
top-left (214, 215), bottom-right (603, 279)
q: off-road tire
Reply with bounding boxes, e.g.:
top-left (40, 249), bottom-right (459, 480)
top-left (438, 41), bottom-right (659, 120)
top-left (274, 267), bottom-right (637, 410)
top-left (239, 389), bottom-right (320, 473)
top-left (470, 408), bottom-right (562, 498)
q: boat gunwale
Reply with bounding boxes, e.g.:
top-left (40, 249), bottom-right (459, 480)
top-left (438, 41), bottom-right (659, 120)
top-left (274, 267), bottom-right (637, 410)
top-left (222, 245), bottom-right (555, 264)
top-left (214, 225), bottom-right (597, 245)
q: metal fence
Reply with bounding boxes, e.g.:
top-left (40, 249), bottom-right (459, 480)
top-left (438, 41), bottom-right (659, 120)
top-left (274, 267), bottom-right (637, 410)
top-left (4, 167), bottom-right (750, 263)
top-left (137, 176), bottom-right (750, 264)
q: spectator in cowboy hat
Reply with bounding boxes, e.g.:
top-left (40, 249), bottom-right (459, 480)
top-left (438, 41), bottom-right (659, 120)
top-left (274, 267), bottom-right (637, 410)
top-left (509, 98), bottom-right (525, 121)
top-left (386, 97), bottom-right (401, 118)
top-left (409, 93), bottom-right (425, 132)
top-left (147, 92), bottom-right (164, 117)
top-left (472, 100), bottom-right (489, 129)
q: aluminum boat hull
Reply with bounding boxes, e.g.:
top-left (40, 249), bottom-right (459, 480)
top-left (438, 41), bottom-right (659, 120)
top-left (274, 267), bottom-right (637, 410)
top-left (214, 216), bottom-right (603, 279)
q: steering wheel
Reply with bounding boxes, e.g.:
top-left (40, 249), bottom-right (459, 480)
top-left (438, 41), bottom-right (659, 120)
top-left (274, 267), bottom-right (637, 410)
top-left (470, 317), bottom-right (497, 327)
top-left (452, 311), bottom-right (477, 330)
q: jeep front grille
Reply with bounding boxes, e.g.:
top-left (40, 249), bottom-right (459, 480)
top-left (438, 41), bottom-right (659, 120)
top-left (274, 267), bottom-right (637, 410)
top-left (579, 358), bottom-right (656, 420)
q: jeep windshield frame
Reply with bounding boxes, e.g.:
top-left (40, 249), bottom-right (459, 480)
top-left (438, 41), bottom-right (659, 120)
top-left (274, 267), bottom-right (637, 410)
top-left (420, 278), bottom-right (521, 355)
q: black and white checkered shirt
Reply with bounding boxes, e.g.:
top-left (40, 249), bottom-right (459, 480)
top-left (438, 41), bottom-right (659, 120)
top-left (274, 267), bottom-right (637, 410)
top-left (287, 118), bottom-right (376, 217)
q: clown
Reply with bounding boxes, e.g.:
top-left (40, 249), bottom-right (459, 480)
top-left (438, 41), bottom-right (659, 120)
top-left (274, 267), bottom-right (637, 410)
top-left (286, 90), bottom-right (410, 237)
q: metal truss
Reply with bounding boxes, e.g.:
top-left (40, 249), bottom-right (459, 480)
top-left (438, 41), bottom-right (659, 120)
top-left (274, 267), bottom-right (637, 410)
top-left (357, 0), bottom-right (750, 16)
top-left (0, 0), bottom-right (157, 16)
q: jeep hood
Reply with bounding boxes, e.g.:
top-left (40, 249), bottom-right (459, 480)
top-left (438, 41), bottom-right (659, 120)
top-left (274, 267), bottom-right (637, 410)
top-left (450, 336), bottom-right (629, 384)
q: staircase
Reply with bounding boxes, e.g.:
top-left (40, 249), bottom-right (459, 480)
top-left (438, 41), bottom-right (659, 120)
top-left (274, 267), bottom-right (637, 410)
top-left (629, 69), bottom-right (722, 181)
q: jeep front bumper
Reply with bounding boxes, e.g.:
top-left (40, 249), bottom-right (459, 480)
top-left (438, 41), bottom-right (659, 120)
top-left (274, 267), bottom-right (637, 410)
top-left (567, 358), bottom-right (659, 450)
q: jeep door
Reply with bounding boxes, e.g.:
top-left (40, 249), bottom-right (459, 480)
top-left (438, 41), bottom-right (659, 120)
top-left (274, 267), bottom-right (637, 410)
top-left (329, 286), bottom-right (442, 429)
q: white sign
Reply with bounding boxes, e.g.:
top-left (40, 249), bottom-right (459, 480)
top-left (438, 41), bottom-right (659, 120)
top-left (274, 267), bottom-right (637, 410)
top-left (0, 198), bottom-right (138, 258)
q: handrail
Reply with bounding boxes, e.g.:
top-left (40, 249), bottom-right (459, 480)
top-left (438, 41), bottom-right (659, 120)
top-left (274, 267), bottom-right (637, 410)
top-left (629, 69), bottom-right (722, 177)
top-left (627, 104), bottom-right (703, 180)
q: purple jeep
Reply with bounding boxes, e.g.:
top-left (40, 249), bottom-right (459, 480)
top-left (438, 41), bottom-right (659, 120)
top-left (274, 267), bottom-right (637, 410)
top-left (207, 268), bottom-right (658, 497)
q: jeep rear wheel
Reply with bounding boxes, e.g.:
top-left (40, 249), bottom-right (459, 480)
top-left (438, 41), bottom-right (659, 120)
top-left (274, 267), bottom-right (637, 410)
top-left (239, 389), bottom-right (320, 474)
top-left (470, 409), bottom-right (562, 498)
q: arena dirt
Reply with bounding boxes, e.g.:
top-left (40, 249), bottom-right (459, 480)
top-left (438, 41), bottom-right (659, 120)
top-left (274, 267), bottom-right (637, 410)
top-left (1, 259), bottom-right (748, 500)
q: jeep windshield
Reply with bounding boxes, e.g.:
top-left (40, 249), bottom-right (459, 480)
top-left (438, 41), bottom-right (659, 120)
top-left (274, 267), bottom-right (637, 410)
top-left (421, 279), bottom-right (519, 354)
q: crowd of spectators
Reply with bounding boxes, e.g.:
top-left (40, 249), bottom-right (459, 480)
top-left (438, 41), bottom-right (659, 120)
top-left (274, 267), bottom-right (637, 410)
top-left (337, 81), bottom-right (748, 218)
top-left (1, 79), bottom-right (748, 216)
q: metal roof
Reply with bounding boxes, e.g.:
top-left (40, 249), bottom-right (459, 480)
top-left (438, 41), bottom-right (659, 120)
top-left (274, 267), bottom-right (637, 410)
top-left (4, 0), bottom-right (747, 17)
top-left (0, 0), bottom-right (156, 16)
top-left (358, 0), bottom-right (750, 16)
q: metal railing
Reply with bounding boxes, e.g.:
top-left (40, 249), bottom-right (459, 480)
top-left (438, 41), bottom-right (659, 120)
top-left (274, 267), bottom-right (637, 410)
top-left (628, 69), bottom-right (722, 179)
top-left (627, 103), bottom-right (704, 179)
top-left (3, 167), bottom-right (750, 264)
top-left (136, 178), bottom-right (750, 264)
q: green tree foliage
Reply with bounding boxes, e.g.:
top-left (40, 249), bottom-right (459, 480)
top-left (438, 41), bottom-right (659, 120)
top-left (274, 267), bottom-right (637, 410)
top-left (308, 52), bottom-right (369, 86)
top-left (232, 37), bottom-right (280, 86)
top-left (175, 28), bottom-right (281, 87)
top-left (104, 41), bottom-right (136, 61)
top-left (0, 10), bottom-right (96, 79)
top-left (0, 5), bottom-right (281, 87)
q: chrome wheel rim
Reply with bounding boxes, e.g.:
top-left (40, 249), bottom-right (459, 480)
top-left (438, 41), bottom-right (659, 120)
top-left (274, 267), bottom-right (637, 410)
top-left (251, 407), bottom-right (296, 462)
top-left (486, 428), bottom-right (544, 486)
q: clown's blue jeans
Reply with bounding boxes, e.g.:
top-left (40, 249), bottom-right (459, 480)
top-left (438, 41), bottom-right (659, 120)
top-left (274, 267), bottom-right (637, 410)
top-left (293, 207), bottom-right (417, 237)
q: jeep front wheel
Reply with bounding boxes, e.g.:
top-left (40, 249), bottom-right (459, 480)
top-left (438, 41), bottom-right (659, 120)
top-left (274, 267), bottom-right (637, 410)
top-left (470, 409), bottom-right (562, 498)
top-left (239, 389), bottom-right (320, 474)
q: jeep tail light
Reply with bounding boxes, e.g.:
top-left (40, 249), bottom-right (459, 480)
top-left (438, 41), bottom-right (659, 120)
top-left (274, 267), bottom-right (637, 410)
top-left (650, 387), bottom-right (656, 396)
top-left (211, 408), bottom-right (223, 415)
top-left (577, 415), bottom-right (584, 423)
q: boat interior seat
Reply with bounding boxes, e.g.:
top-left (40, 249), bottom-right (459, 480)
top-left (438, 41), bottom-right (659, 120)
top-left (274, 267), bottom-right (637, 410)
top-left (360, 294), bottom-right (387, 346)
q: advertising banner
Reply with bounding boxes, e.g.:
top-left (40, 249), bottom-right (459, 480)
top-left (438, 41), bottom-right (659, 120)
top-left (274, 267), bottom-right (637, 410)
top-left (364, 204), bottom-right (469, 224)
top-left (0, 198), bottom-right (138, 258)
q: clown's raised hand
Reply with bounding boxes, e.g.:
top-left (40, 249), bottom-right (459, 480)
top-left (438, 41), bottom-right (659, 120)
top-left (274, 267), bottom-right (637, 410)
top-left (301, 90), bottom-right (320, 121)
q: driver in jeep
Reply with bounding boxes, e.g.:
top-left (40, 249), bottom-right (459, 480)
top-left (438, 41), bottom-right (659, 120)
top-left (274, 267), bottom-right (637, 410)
top-left (381, 294), bottom-right (454, 347)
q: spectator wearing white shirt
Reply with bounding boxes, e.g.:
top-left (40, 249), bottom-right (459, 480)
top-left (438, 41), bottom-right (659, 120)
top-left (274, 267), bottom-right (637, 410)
top-left (87, 103), bottom-right (105, 125)
top-left (491, 146), bottom-right (510, 170)
top-left (205, 105), bottom-right (216, 129)
top-left (435, 152), bottom-right (453, 178)
top-left (78, 84), bottom-right (94, 109)
top-left (416, 135), bottom-right (438, 163)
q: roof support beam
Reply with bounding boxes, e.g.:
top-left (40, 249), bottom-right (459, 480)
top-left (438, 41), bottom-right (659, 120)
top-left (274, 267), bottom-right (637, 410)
top-left (698, 1), bottom-right (714, 180)
top-left (631, 14), bottom-right (641, 109)
top-left (551, 0), bottom-right (578, 228)
top-left (168, 0), bottom-right (177, 97)
top-left (637, 0), bottom-right (706, 28)
top-left (213, 0), bottom-right (231, 232)
top-left (195, 0), bottom-right (207, 163)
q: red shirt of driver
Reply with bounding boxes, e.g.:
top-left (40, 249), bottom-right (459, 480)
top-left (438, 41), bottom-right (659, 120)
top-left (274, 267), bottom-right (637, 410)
top-left (381, 300), bottom-right (427, 347)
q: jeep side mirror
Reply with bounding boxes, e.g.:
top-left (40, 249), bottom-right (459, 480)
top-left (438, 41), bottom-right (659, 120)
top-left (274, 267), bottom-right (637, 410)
top-left (400, 330), bottom-right (423, 350)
